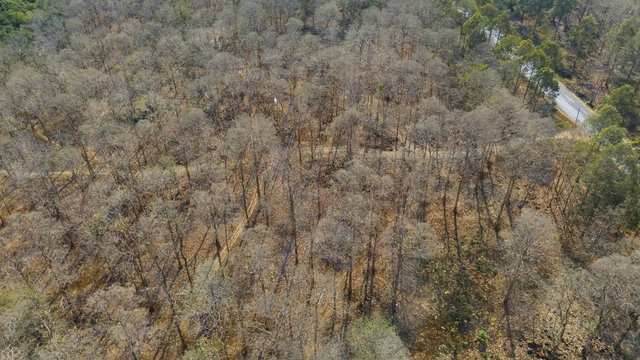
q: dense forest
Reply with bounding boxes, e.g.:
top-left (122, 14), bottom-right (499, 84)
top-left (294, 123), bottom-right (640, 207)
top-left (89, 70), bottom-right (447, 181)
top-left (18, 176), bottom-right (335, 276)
top-left (0, 0), bottom-right (640, 358)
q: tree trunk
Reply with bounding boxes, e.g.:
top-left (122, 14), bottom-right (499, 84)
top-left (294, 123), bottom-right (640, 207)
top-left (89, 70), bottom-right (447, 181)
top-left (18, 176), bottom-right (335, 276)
top-left (287, 180), bottom-right (299, 265)
top-left (239, 161), bottom-right (249, 220)
top-left (504, 297), bottom-right (517, 360)
top-left (625, 56), bottom-right (638, 82)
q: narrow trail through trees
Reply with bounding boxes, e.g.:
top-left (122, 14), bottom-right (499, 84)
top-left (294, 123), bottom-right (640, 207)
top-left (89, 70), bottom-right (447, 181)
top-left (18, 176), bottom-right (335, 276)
top-left (213, 194), bottom-right (258, 270)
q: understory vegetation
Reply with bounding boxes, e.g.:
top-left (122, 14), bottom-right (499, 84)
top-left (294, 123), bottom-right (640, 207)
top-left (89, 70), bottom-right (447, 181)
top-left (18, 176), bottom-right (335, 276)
top-left (0, 0), bottom-right (639, 358)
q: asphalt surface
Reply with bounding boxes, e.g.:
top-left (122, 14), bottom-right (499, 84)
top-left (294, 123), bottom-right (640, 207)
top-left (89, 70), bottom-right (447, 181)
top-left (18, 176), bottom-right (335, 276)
top-left (554, 83), bottom-right (592, 125)
top-left (486, 28), bottom-right (593, 128)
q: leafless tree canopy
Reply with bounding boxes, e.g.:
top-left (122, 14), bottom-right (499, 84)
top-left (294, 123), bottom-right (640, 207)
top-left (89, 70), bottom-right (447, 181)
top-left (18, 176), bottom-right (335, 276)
top-left (0, 0), bottom-right (639, 358)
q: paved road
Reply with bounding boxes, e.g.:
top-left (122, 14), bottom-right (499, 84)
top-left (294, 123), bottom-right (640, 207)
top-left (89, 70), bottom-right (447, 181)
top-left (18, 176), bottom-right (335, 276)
top-left (521, 62), bottom-right (593, 128)
top-left (517, 53), bottom-right (593, 127)
top-left (555, 83), bottom-right (592, 126)
top-left (486, 28), bottom-right (593, 128)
